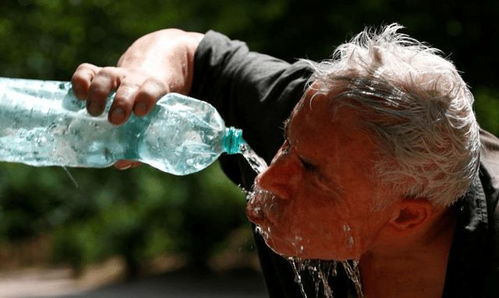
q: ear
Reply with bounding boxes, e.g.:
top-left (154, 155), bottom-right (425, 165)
top-left (388, 198), bottom-right (434, 232)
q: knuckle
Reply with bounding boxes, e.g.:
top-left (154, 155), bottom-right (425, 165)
top-left (72, 71), bottom-right (87, 82)
top-left (114, 85), bottom-right (138, 104)
top-left (88, 84), bottom-right (110, 102)
top-left (145, 77), bottom-right (167, 91)
top-left (136, 89), bottom-right (156, 104)
top-left (136, 78), bottom-right (167, 103)
top-left (119, 83), bottom-right (139, 95)
top-left (112, 96), bottom-right (132, 110)
top-left (98, 66), bottom-right (120, 78)
top-left (76, 63), bottom-right (91, 70)
top-left (71, 72), bottom-right (84, 85)
top-left (76, 63), bottom-right (98, 73)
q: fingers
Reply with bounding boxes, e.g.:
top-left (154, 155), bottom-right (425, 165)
top-left (108, 78), bottom-right (168, 125)
top-left (109, 83), bottom-right (139, 125)
top-left (133, 78), bottom-right (168, 116)
top-left (87, 67), bottom-right (122, 116)
top-left (71, 63), bottom-right (101, 100)
top-left (71, 64), bottom-right (169, 125)
top-left (72, 64), bottom-right (124, 116)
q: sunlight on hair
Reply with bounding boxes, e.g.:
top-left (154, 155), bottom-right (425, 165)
top-left (301, 23), bottom-right (480, 206)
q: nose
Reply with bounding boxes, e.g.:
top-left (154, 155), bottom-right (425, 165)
top-left (255, 155), bottom-right (299, 200)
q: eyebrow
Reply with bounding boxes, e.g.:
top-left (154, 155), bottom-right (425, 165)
top-left (282, 118), bottom-right (315, 167)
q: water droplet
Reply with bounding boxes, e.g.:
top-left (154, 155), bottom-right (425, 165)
top-left (288, 258), bottom-right (308, 298)
top-left (347, 236), bottom-right (355, 248)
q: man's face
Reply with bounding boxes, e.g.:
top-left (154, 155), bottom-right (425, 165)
top-left (246, 90), bottom-right (397, 260)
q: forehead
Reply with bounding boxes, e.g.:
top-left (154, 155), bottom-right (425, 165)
top-left (287, 90), bottom-right (379, 167)
top-left (288, 91), bottom-right (360, 140)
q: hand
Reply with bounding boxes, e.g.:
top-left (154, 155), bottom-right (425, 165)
top-left (72, 64), bottom-right (165, 170)
top-left (71, 29), bottom-right (204, 170)
top-left (71, 63), bottom-right (169, 125)
top-left (71, 28), bottom-right (203, 125)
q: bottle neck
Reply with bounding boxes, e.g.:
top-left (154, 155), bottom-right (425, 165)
top-left (223, 127), bottom-right (245, 154)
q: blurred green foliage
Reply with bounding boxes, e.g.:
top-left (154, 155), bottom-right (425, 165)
top-left (0, 0), bottom-right (498, 276)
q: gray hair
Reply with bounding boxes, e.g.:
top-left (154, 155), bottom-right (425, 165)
top-left (303, 23), bottom-right (480, 206)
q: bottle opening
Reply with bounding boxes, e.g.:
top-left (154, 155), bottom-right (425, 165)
top-left (223, 127), bottom-right (244, 154)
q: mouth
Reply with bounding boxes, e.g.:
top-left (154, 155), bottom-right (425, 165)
top-left (245, 185), bottom-right (279, 225)
top-left (245, 186), bottom-right (365, 261)
top-left (245, 192), bottom-right (264, 223)
top-left (245, 186), bottom-right (307, 257)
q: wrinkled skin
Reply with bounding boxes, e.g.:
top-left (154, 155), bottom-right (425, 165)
top-left (246, 90), bottom-right (398, 260)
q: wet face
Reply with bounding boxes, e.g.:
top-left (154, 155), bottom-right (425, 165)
top-left (246, 90), bottom-right (398, 260)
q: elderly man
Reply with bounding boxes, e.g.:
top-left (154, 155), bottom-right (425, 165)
top-left (72, 24), bottom-right (499, 298)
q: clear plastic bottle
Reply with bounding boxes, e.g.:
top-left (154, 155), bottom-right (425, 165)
top-left (0, 77), bottom-right (246, 175)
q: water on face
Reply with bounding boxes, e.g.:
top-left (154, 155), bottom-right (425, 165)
top-left (243, 160), bottom-right (365, 297)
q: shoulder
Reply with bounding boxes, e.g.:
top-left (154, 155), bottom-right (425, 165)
top-left (480, 129), bottom-right (499, 191)
top-left (479, 129), bottom-right (499, 220)
top-left (479, 129), bottom-right (499, 296)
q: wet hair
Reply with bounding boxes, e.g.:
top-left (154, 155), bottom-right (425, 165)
top-left (302, 23), bottom-right (480, 206)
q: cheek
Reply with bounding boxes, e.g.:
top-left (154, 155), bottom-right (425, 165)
top-left (295, 214), bottom-right (360, 259)
top-left (267, 196), bottom-right (363, 259)
top-left (277, 198), bottom-right (385, 259)
top-left (248, 183), bottom-right (380, 260)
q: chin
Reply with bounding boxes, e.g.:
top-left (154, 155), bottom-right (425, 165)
top-left (261, 235), bottom-right (306, 259)
top-left (260, 230), bottom-right (361, 261)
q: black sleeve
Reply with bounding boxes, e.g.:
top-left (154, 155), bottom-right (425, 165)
top-left (190, 33), bottom-right (320, 298)
top-left (190, 30), bottom-right (313, 163)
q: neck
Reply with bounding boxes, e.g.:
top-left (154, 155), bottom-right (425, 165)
top-left (359, 208), bottom-right (456, 298)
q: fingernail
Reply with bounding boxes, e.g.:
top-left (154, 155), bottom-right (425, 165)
top-left (111, 108), bottom-right (125, 123)
top-left (87, 101), bottom-right (103, 116)
top-left (118, 164), bottom-right (132, 170)
top-left (87, 101), bottom-right (96, 115)
top-left (135, 102), bottom-right (147, 115)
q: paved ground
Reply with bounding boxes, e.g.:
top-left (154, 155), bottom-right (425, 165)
top-left (0, 267), bottom-right (268, 298)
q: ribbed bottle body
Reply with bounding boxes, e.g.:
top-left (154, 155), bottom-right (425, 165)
top-left (0, 77), bottom-right (241, 175)
top-left (0, 78), bottom-right (129, 168)
top-left (136, 92), bottom-right (228, 175)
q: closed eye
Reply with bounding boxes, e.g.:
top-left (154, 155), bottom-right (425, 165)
top-left (298, 156), bottom-right (317, 171)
